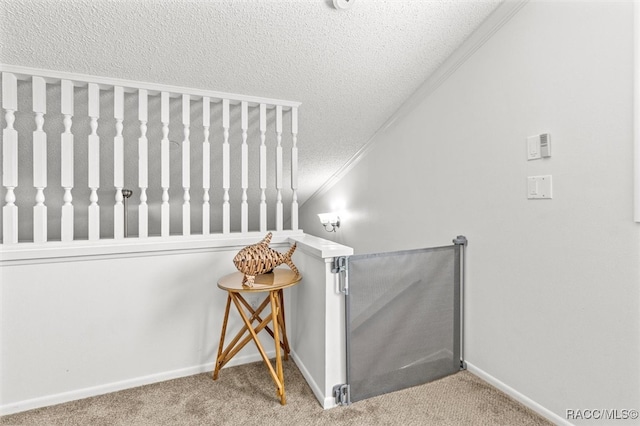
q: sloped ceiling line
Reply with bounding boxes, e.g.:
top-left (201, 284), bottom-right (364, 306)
top-left (301, 0), bottom-right (529, 207)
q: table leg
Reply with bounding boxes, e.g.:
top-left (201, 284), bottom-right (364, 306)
top-left (277, 289), bottom-right (290, 359)
top-left (239, 295), bottom-right (271, 324)
top-left (218, 309), bottom-right (274, 371)
top-left (270, 291), bottom-right (286, 405)
top-left (213, 293), bottom-right (232, 380)
top-left (213, 288), bottom-right (291, 405)
top-left (232, 293), bottom-right (284, 402)
top-left (215, 295), bottom-right (272, 373)
top-left (238, 295), bottom-right (277, 342)
top-left (239, 292), bottom-right (288, 355)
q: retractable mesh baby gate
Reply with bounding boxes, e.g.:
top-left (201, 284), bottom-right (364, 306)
top-left (333, 237), bottom-right (466, 404)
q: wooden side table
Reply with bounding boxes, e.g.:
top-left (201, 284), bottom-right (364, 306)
top-left (212, 268), bottom-right (302, 405)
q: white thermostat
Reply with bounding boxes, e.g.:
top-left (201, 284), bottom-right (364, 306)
top-left (527, 133), bottom-right (551, 160)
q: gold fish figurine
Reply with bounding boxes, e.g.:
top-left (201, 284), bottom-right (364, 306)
top-left (233, 232), bottom-right (299, 287)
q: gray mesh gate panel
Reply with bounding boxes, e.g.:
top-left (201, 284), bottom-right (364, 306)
top-left (345, 245), bottom-right (461, 403)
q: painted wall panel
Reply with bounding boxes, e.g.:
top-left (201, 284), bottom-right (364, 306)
top-left (0, 249), bottom-right (274, 409)
top-left (1, 234), bottom-right (353, 414)
top-left (300, 1), bottom-right (640, 422)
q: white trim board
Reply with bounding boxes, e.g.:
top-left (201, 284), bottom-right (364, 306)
top-left (0, 352), bottom-right (272, 416)
top-left (301, 0), bottom-right (529, 207)
top-left (0, 64), bottom-right (301, 109)
top-left (466, 362), bottom-right (573, 426)
top-left (0, 230), bottom-right (304, 264)
top-left (634, 0), bottom-right (640, 222)
top-left (290, 350), bottom-right (337, 410)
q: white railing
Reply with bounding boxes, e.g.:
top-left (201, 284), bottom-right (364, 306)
top-left (1, 65), bottom-right (301, 245)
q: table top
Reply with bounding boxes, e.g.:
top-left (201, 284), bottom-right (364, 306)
top-left (217, 268), bottom-right (302, 293)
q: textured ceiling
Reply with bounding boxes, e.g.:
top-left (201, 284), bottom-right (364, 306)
top-left (0, 0), bottom-right (502, 207)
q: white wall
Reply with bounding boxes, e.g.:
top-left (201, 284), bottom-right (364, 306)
top-left (0, 232), bottom-right (354, 414)
top-left (0, 240), bottom-right (285, 414)
top-left (300, 1), bottom-right (640, 424)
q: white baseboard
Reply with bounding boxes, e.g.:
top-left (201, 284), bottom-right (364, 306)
top-left (1, 355), bottom-right (570, 422)
top-left (0, 352), bottom-right (271, 416)
top-left (322, 394), bottom-right (338, 409)
top-left (290, 349), bottom-right (336, 409)
top-left (466, 362), bottom-right (573, 426)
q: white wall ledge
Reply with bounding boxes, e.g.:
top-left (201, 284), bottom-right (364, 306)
top-left (288, 234), bottom-right (354, 259)
top-left (0, 231), bottom-right (305, 265)
top-left (0, 231), bottom-right (356, 265)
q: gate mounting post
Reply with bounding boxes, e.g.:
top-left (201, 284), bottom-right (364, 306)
top-left (332, 256), bottom-right (348, 295)
top-left (333, 383), bottom-right (350, 406)
top-left (453, 235), bottom-right (467, 370)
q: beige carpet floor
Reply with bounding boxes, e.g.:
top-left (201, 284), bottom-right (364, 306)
top-left (1, 360), bottom-right (552, 426)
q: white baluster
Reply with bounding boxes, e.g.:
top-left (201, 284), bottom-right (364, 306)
top-left (222, 99), bottom-right (230, 234)
top-left (88, 83), bottom-right (100, 241)
top-left (32, 76), bottom-right (47, 243)
top-left (202, 96), bottom-right (211, 235)
top-left (161, 91), bottom-right (170, 237)
top-left (61, 80), bottom-right (74, 242)
top-left (275, 105), bottom-right (283, 231)
top-left (241, 101), bottom-right (249, 233)
top-left (2, 72), bottom-right (18, 244)
top-left (259, 103), bottom-right (267, 233)
top-left (113, 86), bottom-right (125, 239)
top-left (138, 89), bottom-right (148, 238)
top-left (291, 107), bottom-right (299, 231)
top-left (182, 94), bottom-right (191, 236)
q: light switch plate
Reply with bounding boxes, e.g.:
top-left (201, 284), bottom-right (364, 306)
top-left (528, 175), bottom-right (552, 199)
